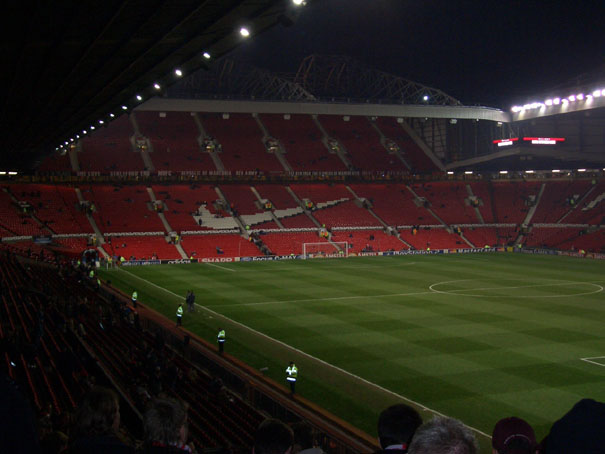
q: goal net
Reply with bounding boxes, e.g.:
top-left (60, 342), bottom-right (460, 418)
top-left (302, 242), bottom-right (348, 259)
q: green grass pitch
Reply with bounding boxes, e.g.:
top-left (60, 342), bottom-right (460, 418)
top-left (100, 252), bottom-right (605, 450)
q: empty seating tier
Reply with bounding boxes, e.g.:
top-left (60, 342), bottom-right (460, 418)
top-left (200, 113), bottom-right (284, 172)
top-left (78, 115), bottom-right (145, 171)
top-left (137, 111), bottom-right (216, 171)
top-left (260, 114), bottom-right (346, 171)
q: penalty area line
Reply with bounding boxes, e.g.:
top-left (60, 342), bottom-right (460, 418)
top-left (117, 268), bottom-right (491, 440)
top-left (204, 262), bottom-right (236, 272)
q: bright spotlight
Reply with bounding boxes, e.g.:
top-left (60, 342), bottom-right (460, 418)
top-left (552, 169), bottom-right (561, 173)
top-left (553, 98), bottom-right (561, 105)
top-left (525, 170), bottom-right (535, 174)
top-left (240, 27), bottom-right (250, 37)
top-left (568, 95), bottom-right (576, 102)
top-left (577, 168), bottom-right (587, 172)
top-left (99, 120), bottom-right (104, 124)
top-left (175, 69), bottom-right (183, 77)
top-left (109, 113), bottom-right (115, 118)
top-left (292, 0), bottom-right (305, 5)
top-left (121, 105), bottom-right (128, 110)
top-left (545, 99), bottom-right (553, 106)
top-left (511, 106), bottom-right (522, 112)
top-left (136, 94), bottom-right (143, 101)
top-left (464, 171), bottom-right (473, 175)
top-left (447, 171), bottom-right (454, 175)
top-left (423, 95), bottom-right (429, 101)
top-left (202, 52), bottom-right (211, 59)
top-left (499, 171), bottom-right (508, 174)
top-left (577, 93), bottom-right (584, 100)
top-left (90, 126), bottom-right (95, 130)
top-left (153, 83), bottom-right (161, 90)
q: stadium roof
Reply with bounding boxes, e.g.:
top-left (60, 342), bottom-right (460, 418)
top-left (0, 0), bottom-right (314, 170)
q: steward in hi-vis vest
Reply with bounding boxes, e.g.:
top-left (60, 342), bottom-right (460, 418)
top-left (217, 329), bottom-right (226, 353)
top-left (286, 361), bottom-right (298, 394)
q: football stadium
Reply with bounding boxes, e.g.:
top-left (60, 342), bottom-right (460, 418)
top-left (1, 2), bottom-right (605, 454)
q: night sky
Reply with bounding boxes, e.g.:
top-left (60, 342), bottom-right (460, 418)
top-left (230, 0), bottom-right (605, 109)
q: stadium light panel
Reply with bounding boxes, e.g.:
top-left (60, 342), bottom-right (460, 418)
top-left (203, 52), bottom-right (211, 59)
top-left (8, 172), bottom-right (17, 175)
top-left (499, 171), bottom-right (508, 174)
top-left (577, 168), bottom-right (586, 172)
top-left (153, 83), bottom-right (161, 90)
top-left (447, 171), bottom-right (454, 175)
top-left (552, 169), bottom-right (561, 173)
top-left (464, 171), bottom-right (473, 174)
top-left (525, 170), bottom-right (535, 174)
top-left (240, 27), bottom-right (250, 37)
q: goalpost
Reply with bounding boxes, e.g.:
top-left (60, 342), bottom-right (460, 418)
top-left (302, 242), bottom-right (348, 259)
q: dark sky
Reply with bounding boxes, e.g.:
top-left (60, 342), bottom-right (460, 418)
top-left (230, 0), bottom-right (605, 108)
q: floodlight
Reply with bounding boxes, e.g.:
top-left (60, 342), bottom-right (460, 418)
top-left (423, 95), bottom-right (429, 101)
top-left (240, 27), bottom-right (250, 37)
top-left (447, 171), bottom-right (454, 175)
top-left (82, 130), bottom-right (87, 134)
top-left (499, 171), bottom-right (508, 174)
top-left (203, 52), bottom-right (211, 59)
top-left (545, 99), bottom-right (553, 106)
top-left (553, 98), bottom-right (560, 105)
top-left (121, 105), bottom-right (128, 110)
top-left (153, 83), bottom-right (161, 90)
top-left (175, 69), bottom-right (183, 77)
top-left (70, 138), bottom-right (74, 142)
top-left (109, 113), bottom-right (115, 118)
top-left (8, 172), bottom-right (17, 175)
top-left (577, 168), bottom-right (586, 172)
top-left (511, 106), bottom-right (521, 112)
top-left (525, 170), bottom-right (534, 174)
top-left (136, 94), bottom-right (143, 101)
top-left (577, 93), bottom-right (584, 100)
top-left (464, 171), bottom-right (473, 174)
top-left (568, 95), bottom-right (576, 102)
top-left (561, 98), bottom-right (568, 104)
top-left (76, 135), bottom-right (80, 139)
top-left (292, 0), bottom-right (305, 5)
top-left (552, 169), bottom-right (561, 173)
top-left (99, 120), bottom-right (104, 124)
top-left (65, 141), bottom-right (68, 145)
top-left (90, 125), bottom-right (95, 130)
